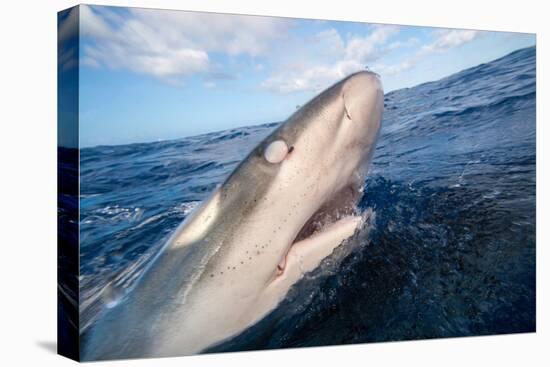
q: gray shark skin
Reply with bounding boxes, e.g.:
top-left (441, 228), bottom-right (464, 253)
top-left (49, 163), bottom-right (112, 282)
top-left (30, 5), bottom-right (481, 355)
top-left (82, 71), bottom-right (384, 360)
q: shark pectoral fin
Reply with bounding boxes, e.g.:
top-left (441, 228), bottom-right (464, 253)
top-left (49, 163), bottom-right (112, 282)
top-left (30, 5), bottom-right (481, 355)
top-left (261, 215), bottom-right (362, 312)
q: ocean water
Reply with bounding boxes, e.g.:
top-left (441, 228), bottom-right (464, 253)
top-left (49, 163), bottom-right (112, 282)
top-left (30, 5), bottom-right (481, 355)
top-left (73, 46), bottom-right (535, 352)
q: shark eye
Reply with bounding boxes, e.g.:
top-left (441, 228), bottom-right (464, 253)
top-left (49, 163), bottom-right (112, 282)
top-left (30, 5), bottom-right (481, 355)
top-left (264, 140), bottom-right (289, 164)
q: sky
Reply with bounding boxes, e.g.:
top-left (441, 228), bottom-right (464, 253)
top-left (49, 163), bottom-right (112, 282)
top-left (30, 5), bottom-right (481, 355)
top-left (63, 5), bottom-right (535, 147)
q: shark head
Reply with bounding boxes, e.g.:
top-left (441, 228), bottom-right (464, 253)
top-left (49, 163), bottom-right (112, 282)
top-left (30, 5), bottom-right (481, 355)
top-left (158, 71), bottom-right (384, 353)
top-left (82, 71), bottom-right (384, 360)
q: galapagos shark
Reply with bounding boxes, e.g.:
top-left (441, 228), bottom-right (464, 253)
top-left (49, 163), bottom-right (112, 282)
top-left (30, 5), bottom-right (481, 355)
top-left (82, 71), bottom-right (384, 360)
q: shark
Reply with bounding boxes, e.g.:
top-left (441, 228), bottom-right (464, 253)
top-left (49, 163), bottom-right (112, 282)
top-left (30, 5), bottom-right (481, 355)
top-left (82, 70), bottom-right (384, 360)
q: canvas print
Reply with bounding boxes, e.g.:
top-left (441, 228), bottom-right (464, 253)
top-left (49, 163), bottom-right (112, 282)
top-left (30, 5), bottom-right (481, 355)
top-left (57, 4), bottom-right (536, 361)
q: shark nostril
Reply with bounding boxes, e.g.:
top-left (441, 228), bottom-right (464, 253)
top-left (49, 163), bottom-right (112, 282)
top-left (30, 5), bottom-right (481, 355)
top-left (345, 107), bottom-right (352, 120)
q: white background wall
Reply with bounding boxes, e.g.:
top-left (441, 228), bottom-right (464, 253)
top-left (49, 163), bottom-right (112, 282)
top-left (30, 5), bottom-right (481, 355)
top-left (0, 0), bottom-right (547, 366)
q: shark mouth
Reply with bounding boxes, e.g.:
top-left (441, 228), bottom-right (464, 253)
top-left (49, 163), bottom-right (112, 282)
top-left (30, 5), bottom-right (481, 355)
top-left (276, 184), bottom-right (363, 276)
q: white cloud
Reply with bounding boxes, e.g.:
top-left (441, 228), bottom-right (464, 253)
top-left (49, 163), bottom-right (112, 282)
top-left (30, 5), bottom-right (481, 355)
top-left (58, 7), bottom-right (80, 70)
top-left (58, 6), bottom-right (79, 44)
top-left (422, 29), bottom-right (480, 53)
top-left (203, 81), bottom-right (216, 89)
top-left (80, 5), bottom-right (290, 83)
top-left (344, 25), bottom-right (399, 62)
top-left (261, 61), bottom-right (361, 94)
top-left (373, 60), bottom-right (415, 76)
top-left (314, 28), bottom-right (345, 55)
top-left (262, 27), bottom-right (485, 93)
top-left (76, 6), bottom-right (486, 92)
top-left (80, 5), bottom-right (112, 39)
top-left (387, 37), bottom-right (420, 51)
top-left (262, 25), bottom-right (399, 94)
top-left (372, 29), bottom-right (483, 77)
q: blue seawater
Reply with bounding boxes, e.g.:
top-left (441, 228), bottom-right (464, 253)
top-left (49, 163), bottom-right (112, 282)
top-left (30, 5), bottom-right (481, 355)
top-left (78, 46), bottom-right (536, 349)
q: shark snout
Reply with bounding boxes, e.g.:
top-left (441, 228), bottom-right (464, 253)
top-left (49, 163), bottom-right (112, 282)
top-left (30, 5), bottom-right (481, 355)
top-left (342, 71), bottom-right (383, 126)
